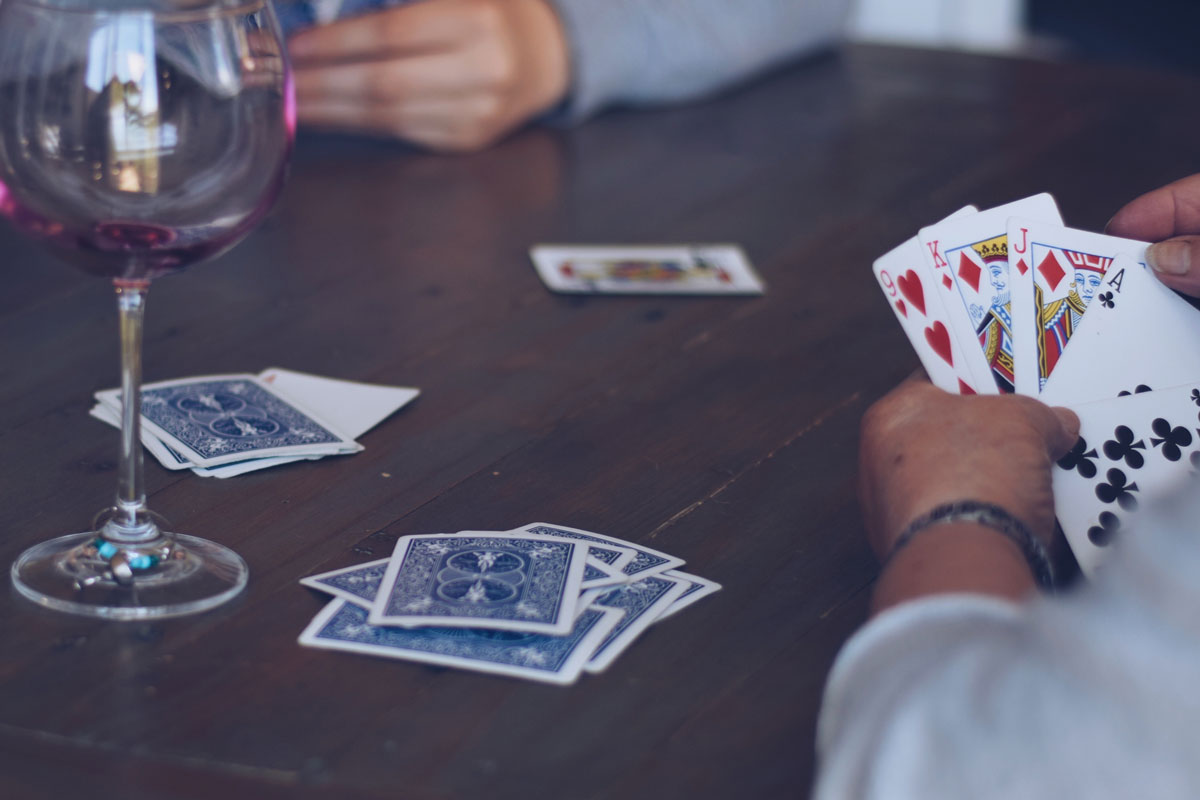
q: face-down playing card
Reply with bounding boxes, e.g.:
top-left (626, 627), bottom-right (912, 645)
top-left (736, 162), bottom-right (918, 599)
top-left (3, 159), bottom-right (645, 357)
top-left (1040, 254), bottom-right (1200, 408)
top-left (369, 533), bottom-right (589, 634)
top-left (515, 522), bottom-right (685, 578)
top-left (872, 206), bottom-right (994, 394)
top-left (1006, 219), bottom-right (1148, 396)
top-left (300, 598), bottom-right (624, 685)
top-left (301, 549), bottom-right (628, 610)
top-left (582, 572), bottom-right (690, 673)
top-left (653, 570), bottom-right (722, 622)
top-left (1053, 382), bottom-right (1200, 576)
top-left (98, 374), bottom-right (360, 468)
top-left (919, 194), bottom-right (1063, 392)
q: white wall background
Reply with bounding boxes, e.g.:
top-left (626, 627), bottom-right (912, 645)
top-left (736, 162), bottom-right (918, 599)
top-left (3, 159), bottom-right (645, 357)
top-left (849, 0), bottom-right (1028, 52)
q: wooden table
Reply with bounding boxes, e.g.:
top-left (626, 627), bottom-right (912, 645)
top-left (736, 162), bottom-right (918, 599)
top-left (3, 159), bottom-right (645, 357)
top-left (1, 44), bottom-right (1197, 799)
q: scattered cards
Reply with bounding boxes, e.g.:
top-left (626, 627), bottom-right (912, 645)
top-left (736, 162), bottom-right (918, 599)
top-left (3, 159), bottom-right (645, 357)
top-left (530, 245), bottom-right (764, 296)
top-left (299, 523), bottom-right (720, 685)
top-left (90, 368), bottom-right (419, 478)
top-left (873, 194), bottom-right (1200, 576)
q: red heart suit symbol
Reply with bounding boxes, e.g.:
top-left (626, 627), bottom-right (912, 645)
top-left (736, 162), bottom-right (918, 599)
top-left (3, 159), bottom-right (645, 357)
top-left (897, 270), bottom-right (926, 316)
top-left (924, 321), bottom-right (954, 367)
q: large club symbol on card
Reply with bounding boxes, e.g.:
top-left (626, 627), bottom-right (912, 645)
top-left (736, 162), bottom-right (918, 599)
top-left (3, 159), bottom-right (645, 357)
top-left (1040, 254), bottom-right (1200, 408)
top-left (1052, 383), bottom-right (1200, 577)
top-left (919, 194), bottom-right (1062, 393)
top-left (1007, 219), bottom-right (1148, 396)
top-left (872, 207), bottom-right (996, 394)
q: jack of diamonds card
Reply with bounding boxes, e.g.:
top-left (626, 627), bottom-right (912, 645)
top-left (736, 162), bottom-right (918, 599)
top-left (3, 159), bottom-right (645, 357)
top-left (872, 207), bottom-right (995, 394)
top-left (919, 194), bottom-right (1062, 393)
top-left (1007, 218), bottom-right (1148, 396)
top-left (1053, 383), bottom-right (1200, 577)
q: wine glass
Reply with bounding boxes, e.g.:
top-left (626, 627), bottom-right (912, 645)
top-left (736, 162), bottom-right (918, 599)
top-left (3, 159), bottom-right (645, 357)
top-left (0, 0), bottom-right (294, 618)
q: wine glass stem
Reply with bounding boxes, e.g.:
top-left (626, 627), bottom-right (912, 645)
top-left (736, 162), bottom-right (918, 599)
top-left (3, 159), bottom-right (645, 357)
top-left (110, 279), bottom-right (155, 544)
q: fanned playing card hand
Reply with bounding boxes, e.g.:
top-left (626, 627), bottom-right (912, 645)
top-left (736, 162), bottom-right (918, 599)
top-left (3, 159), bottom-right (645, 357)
top-left (873, 195), bottom-right (1200, 577)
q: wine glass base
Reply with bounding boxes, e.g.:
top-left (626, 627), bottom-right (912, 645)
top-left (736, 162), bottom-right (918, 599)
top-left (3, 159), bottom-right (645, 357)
top-left (11, 532), bottom-right (248, 620)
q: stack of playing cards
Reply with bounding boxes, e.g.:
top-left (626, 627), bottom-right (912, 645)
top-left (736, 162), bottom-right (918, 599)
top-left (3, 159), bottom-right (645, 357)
top-left (90, 368), bottom-right (419, 479)
top-left (874, 194), bottom-right (1200, 575)
top-left (298, 523), bottom-right (720, 685)
top-left (530, 244), bottom-right (765, 296)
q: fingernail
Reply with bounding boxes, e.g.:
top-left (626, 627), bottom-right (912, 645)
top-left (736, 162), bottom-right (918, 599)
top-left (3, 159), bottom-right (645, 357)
top-left (1053, 406), bottom-right (1080, 439)
top-left (1148, 241), bottom-right (1191, 275)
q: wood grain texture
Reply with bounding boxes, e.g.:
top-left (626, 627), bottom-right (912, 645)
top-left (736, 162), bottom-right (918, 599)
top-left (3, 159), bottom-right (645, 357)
top-left (1, 44), bottom-right (1197, 799)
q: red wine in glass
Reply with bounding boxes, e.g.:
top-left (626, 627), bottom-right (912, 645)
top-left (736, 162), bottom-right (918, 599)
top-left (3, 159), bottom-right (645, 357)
top-left (0, 0), bottom-right (294, 619)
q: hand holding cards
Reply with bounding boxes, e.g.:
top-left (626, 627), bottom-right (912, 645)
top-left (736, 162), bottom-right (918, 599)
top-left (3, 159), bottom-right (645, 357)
top-left (299, 523), bottom-right (720, 685)
top-left (90, 368), bottom-right (419, 478)
top-left (872, 194), bottom-right (1200, 576)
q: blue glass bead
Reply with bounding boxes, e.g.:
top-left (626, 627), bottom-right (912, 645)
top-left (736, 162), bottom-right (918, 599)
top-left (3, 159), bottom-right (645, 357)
top-left (128, 554), bottom-right (157, 570)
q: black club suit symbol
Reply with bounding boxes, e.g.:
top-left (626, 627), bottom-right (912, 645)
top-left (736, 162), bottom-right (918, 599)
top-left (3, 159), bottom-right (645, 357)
top-left (1192, 388), bottom-right (1200, 407)
top-left (1117, 385), bottom-right (1152, 397)
top-left (1102, 426), bottom-right (1146, 469)
top-left (1098, 291), bottom-right (1115, 309)
top-left (1096, 468), bottom-right (1139, 511)
top-left (1087, 511), bottom-right (1121, 547)
top-left (1150, 418), bottom-right (1193, 462)
top-left (1057, 437), bottom-right (1098, 479)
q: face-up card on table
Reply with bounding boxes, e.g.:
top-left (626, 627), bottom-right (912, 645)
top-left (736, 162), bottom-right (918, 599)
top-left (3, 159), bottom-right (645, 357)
top-left (300, 598), bottom-right (624, 686)
top-left (873, 206), bottom-right (994, 394)
top-left (369, 533), bottom-right (588, 634)
top-left (919, 194), bottom-right (1063, 392)
top-left (1040, 255), bottom-right (1200, 408)
top-left (530, 245), bottom-right (764, 296)
top-left (1006, 219), bottom-right (1148, 396)
top-left (1053, 382), bottom-right (1200, 576)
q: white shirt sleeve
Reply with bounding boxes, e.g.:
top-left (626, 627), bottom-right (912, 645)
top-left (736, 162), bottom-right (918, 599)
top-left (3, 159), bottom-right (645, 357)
top-left (545, 0), bottom-right (852, 122)
top-left (813, 510), bottom-right (1200, 800)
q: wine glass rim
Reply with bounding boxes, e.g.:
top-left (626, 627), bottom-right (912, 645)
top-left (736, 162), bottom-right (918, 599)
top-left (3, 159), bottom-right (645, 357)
top-left (3, 0), bottom-right (267, 22)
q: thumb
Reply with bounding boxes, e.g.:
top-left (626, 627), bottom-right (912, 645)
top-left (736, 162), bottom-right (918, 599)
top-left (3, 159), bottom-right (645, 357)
top-left (1146, 237), bottom-right (1200, 297)
top-left (1047, 406), bottom-right (1081, 459)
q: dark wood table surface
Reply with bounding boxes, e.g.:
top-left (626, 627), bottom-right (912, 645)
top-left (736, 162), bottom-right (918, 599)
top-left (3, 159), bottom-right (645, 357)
top-left (1, 44), bottom-right (1198, 800)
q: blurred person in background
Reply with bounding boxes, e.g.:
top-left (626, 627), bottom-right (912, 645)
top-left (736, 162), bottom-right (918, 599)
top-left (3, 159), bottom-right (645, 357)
top-left (279, 0), bottom-right (851, 151)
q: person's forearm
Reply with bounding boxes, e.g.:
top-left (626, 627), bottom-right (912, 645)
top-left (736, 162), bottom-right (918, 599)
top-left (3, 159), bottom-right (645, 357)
top-left (547, 0), bottom-right (852, 122)
top-left (871, 522), bottom-right (1037, 616)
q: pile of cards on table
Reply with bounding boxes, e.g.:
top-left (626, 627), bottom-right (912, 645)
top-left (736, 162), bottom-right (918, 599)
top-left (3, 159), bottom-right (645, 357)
top-left (298, 523), bottom-right (720, 685)
top-left (873, 192), bottom-right (1200, 575)
top-left (529, 244), bottom-right (765, 296)
top-left (90, 368), bottom-right (419, 479)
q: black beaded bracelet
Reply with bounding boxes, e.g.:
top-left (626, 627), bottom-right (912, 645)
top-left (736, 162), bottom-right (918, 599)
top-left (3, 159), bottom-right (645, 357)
top-left (885, 501), bottom-right (1056, 592)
